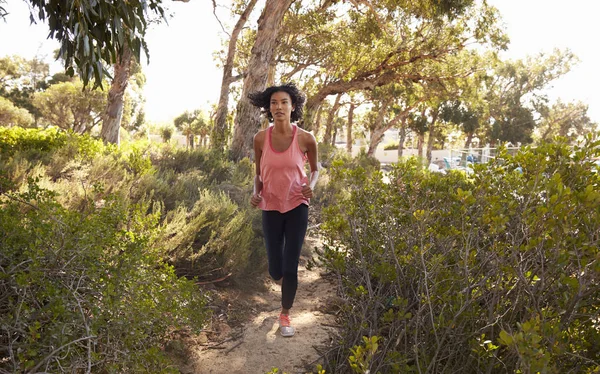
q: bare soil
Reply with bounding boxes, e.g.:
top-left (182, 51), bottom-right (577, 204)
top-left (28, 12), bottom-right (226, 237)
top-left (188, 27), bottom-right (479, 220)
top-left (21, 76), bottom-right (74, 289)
top-left (170, 235), bottom-right (340, 374)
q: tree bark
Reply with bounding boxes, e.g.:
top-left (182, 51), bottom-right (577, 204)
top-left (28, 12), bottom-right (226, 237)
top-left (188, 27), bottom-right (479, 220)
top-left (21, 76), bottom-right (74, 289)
top-left (313, 106), bottom-right (323, 137)
top-left (417, 133), bottom-right (424, 159)
top-left (100, 43), bottom-right (133, 145)
top-left (398, 118), bottom-right (407, 158)
top-left (426, 107), bottom-right (439, 165)
top-left (463, 132), bottom-right (474, 149)
top-left (211, 0), bottom-right (258, 152)
top-left (230, 0), bottom-right (294, 161)
top-left (323, 93), bottom-right (342, 145)
top-left (346, 102), bottom-right (355, 154)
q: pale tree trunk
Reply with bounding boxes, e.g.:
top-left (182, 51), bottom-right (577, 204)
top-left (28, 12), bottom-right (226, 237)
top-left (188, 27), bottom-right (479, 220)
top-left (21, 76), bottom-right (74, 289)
top-left (426, 108), bottom-right (439, 165)
top-left (367, 99), bottom-right (390, 157)
top-left (313, 106), bottom-right (323, 138)
top-left (397, 118), bottom-right (407, 158)
top-left (463, 132), bottom-right (474, 149)
top-left (346, 102), bottom-right (355, 154)
top-left (367, 127), bottom-right (386, 157)
top-left (323, 93), bottom-right (342, 145)
top-left (230, 0), bottom-right (294, 161)
top-left (211, 0), bottom-right (258, 152)
top-left (367, 100), bottom-right (414, 157)
top-left (100, 43), bottom-right (133, 145)
top-left (417, 133), bottom-right (425, 159)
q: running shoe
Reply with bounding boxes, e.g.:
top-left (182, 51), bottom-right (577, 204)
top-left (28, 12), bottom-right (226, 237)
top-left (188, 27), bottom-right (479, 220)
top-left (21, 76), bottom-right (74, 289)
top-left (278, 313), bottom-right (295, 337)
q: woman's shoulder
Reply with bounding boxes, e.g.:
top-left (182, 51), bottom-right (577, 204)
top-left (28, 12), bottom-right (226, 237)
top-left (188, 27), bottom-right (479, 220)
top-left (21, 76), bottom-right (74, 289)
top-left (296, 126), bottom-right (316, 141)
top-left (254, 128), bottom-right (268, 142)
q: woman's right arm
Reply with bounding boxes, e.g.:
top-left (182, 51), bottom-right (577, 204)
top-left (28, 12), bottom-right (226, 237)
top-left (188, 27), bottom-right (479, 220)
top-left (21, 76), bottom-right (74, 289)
top-left (251, 131), bottom-right (264, 207)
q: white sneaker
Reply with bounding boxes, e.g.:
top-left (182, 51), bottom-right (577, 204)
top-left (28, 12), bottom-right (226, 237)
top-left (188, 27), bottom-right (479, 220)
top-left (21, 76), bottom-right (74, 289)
top-left (278, 313), bottom-right (295, 337)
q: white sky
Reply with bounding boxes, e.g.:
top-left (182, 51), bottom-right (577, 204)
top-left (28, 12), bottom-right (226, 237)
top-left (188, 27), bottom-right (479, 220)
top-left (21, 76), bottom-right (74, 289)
top-left (0, 0), bottom-right (598, 124)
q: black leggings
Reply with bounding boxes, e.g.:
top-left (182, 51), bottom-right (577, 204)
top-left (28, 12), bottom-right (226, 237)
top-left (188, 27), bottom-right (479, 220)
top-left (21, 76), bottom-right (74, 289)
top-left (262, 204), bottom-right (308, 310)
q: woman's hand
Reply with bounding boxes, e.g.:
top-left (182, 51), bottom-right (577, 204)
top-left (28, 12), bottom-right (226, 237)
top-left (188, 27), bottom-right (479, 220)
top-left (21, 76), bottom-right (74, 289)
top-left (301, 184), bottom-right (313, 199)
top-left (250, 194), bottom-right (262, 207)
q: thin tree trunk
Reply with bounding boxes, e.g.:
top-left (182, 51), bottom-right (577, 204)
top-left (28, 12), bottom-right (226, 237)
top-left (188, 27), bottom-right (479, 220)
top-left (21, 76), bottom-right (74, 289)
top-left (463, 132), bottom-right (474, 149)
top-left (323, 93), bottom-right (342, 145)
top-left (398, 118), bottom-right (407, 158)
top-left (211, 0), bottom-right (258, 152)
top-left (313, 106), bottom-right (323, 138)
top-left (230, 0), bottom-right (294, 161)
top-left (417, 133), bottom-right (424, 159)
top-left (367, 127), bottom-right (386, 157)
top-left (426, 108), bottom-right (439, 165)
top-left (100, 43), bottom-right (133, 145)
top-left (346, 102), bottom-right (355, 154)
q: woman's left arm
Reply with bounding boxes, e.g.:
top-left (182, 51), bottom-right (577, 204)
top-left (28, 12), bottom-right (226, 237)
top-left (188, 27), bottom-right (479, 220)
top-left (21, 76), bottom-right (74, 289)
top-left (305, 132), bottom-right (320, 190)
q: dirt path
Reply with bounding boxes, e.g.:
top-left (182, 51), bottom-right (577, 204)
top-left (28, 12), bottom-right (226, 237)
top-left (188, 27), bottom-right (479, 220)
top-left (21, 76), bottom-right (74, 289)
top-left (177, 236), bottom-right (338, 374)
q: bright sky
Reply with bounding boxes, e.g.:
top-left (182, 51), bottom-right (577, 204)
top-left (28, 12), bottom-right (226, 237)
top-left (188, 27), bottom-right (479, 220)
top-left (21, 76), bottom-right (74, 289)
top-left (1, 0), bottom-right (598, 125)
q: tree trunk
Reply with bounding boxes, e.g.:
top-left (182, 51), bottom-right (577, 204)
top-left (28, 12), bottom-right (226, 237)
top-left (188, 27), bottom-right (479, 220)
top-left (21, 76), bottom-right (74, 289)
top-left (100, 43), bottom-right (133, 145)
top-left (230, 0), bottom-right (294, 161)
top-left (463, 132), bottom-right (474, 149)
top-left (313, 106), bottom-right (323, 137)
top-left (417, 133), bottom-right (424, 159)
top-left (398, 118), bottom-right (407, 158)
top-left (346, 102), bottom-right (355, 154)
top-left (323, 93), bottom-right (342, 145)
top-left (426, 108), bottom-right (439, 165)
top-left (367, 127), bottom-right (386, 157)
top-left (211, 0), bottom-right (258, 152)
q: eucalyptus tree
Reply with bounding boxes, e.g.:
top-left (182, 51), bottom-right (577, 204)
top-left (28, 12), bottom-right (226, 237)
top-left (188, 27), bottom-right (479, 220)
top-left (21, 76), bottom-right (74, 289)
top-left (32, 80), bottom-right (107, 133)
top-left (362, 82), bottom-right (424, 156)
top-left (535, 100), bottom-right (597, 144)
top-left (229, 0), bottom-right (507, 160)
top-left (19, 0), bottom-right (167, 144)
top-left (211, 0), bottom-right (260, 152)
top-left (0, 55), bottom-right (50, 123)
top-left (482, 49), bottom-right (577, 145)
top-left (229, 0), bottom-right (295, 160)
top-left (277, 0), bottom-right (507, 133)
top-left (0, 97), bottom-right (34, 127)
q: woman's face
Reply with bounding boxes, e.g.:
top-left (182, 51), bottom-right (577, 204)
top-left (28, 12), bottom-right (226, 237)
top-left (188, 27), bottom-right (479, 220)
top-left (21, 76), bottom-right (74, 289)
top-left (269, 91), bottom-right (295, 122)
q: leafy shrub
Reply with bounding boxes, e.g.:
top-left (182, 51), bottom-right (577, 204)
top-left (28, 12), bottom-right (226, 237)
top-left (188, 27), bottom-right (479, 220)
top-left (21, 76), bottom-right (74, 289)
top-left (319, 138), bottom-right (600, 373)
top-left (383, 141), bottom-right (399, 151)
top-left (0, 179), bottom-right (209, 373)
top-left (157, 189), bottom-right (265, 285)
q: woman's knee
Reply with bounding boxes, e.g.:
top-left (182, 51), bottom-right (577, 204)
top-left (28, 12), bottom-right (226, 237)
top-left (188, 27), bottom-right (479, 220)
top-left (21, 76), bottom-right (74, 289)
top-left (269, 269), bottom-right (283, 281)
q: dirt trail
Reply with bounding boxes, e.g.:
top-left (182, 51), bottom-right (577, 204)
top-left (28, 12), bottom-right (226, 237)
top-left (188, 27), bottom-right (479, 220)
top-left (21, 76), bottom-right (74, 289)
top-left (179, 236), bottom-right (338, 374)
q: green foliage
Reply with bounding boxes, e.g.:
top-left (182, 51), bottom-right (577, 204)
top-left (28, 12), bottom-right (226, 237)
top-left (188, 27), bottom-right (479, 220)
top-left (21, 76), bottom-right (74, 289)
top-left (0, 96), bottom-right (34, 127)
top-left (0, 129), bottom-right (268, 370)
top-left (27, 0), bottom-right (166, 88)
top-left (32, 78), bottom-right (107, 133)
top-left (0, 179), bottom-right (208, 372)
top-left (319, 137), bottom-right (600, 373)
top-left (0, 126), bottom-right (67, 158)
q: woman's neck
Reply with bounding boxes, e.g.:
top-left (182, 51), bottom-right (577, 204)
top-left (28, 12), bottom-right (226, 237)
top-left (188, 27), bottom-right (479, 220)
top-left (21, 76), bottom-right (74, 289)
top-left (272, 119), bottom-right (293, 134)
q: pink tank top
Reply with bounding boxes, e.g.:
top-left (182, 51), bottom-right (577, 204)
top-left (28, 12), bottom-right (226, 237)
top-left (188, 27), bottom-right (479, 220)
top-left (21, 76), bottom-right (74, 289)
top-left (259, 125), bottom-right (309, 213)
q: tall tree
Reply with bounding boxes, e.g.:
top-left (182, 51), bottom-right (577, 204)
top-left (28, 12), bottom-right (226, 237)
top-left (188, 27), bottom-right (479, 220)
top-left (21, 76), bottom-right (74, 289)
top-left (230, 0), bottom-right (295, 161)
top-left (0, 97), bottom-right (34, 127)
top-left (100, 43), bottom-right (133, 144)
top-left (276, 0), bottom-right (506, 131)
top-left (32, 80), bottom-right (106, 133)
top-left (536, 100), bottom-right (597, 144)
top-left (26, 0), bottom-right (166, 88)
top-left (211, 0), bottom-right (259, 152)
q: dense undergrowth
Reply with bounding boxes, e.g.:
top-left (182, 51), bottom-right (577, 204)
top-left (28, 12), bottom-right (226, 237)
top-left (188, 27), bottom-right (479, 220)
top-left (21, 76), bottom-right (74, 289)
top-left (0, 127), bottom-right (265, 372)
top-left (318, 137), bottom-right (600, 373)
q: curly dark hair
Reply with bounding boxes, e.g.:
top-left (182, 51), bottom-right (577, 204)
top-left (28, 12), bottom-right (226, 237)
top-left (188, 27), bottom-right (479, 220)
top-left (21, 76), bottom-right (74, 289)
top-left (248, 82), bottom-right (306, 123)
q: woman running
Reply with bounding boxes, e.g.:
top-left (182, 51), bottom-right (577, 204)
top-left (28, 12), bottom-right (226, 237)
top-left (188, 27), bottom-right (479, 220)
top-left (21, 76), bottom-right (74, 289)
top-left (249, 83), bottom-right (319, 337)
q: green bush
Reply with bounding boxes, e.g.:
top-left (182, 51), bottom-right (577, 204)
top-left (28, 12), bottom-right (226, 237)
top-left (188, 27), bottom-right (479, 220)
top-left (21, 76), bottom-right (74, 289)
top-left (319, 138), bottom-right (600, 373)
top-left (158, 189), bottom-right (265, 285)
top-left (0, 179), bottom-right (209, 373)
